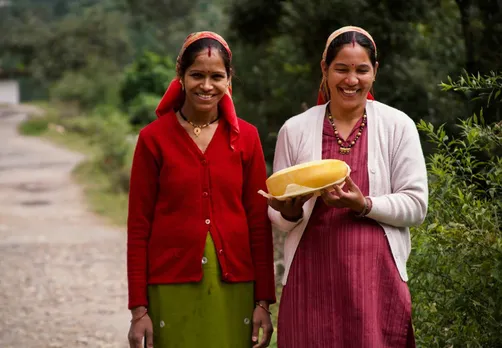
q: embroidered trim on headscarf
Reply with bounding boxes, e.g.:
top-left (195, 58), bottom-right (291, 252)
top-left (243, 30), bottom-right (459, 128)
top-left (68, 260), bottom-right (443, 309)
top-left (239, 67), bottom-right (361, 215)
top-left (317, 26), bottom-right (377, 105)
top-left (155, 31), bottom-right (240, 150)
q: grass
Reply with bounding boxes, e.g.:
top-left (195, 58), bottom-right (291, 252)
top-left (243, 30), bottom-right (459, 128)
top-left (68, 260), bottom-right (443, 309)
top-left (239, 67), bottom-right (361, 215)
top-left (18, 104), bottom-right (130, 226)
top-left (18, 117), bottom-right (50, 135)
top-left (73, 161), bottom-right (129, 226)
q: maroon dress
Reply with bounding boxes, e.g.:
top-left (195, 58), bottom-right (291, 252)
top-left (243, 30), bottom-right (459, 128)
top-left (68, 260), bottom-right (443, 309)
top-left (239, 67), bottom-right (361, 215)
top-left (277, 116), bottom-right (416, 348)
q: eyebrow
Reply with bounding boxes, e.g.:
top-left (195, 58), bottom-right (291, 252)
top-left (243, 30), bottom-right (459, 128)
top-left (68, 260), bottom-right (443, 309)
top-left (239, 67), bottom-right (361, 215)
top-left (334, 63), bottom-right (371, 68)
top-left (188, 69), bottom-right (226, 75)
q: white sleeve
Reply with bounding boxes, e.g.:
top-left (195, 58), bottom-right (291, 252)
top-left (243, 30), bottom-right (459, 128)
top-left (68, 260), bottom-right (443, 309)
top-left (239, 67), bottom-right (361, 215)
top-left (268, 122), bottom-right (305, 232)
top-left (366, 118), bottom-right (428, 227)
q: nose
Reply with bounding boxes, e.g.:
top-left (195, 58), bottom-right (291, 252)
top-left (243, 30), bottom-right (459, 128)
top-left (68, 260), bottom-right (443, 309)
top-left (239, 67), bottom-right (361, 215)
top-left (345, 73), bottom-right (358, 86)
top-left (200, 78), bottom-right (213, 91)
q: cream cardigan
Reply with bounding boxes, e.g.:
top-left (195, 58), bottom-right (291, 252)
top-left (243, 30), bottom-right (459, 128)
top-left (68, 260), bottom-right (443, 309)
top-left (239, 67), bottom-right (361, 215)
top-left (269, 100), bottom-right (428, 285)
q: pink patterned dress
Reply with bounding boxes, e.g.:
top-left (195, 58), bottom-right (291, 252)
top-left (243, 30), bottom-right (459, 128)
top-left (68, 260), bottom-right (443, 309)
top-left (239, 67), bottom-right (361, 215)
top-left (277, 116), bottom-right (416, 348)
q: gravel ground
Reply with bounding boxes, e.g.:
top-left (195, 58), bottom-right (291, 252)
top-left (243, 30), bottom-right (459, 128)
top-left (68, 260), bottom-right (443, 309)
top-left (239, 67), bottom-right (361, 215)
top-left (0, 106), bottom-right (130, 348)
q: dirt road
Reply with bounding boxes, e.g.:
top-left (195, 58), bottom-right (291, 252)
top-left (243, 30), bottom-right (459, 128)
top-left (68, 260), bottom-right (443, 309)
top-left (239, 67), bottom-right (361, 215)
top-left (0, 106), bottom-right (130, 348)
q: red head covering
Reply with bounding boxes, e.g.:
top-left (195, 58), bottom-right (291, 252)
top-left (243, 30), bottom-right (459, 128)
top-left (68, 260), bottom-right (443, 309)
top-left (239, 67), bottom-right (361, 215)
top-left (155, 31), bottom-right (240, 150)
top-left (317, 26), bottom-right (377, 105)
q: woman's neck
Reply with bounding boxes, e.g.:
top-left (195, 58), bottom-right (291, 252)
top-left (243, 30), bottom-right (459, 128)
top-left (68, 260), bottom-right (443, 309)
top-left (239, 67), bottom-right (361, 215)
top-left (328, 102), bottom-right (366, 123)
top-left (180, 103), bottom-right (219, 125)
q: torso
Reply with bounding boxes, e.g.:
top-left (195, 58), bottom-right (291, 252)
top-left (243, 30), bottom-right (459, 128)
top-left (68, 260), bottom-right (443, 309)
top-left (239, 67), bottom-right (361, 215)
top-left (277, 115), bottom-right (414, 348)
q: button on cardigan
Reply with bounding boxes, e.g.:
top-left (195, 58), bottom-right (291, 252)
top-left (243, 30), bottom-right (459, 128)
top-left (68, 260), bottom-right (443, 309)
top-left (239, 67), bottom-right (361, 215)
top-left (127, 110), bottom-right (276, 309)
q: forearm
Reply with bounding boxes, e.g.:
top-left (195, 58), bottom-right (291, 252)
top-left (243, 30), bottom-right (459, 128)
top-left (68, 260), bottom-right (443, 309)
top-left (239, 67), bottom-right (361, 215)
top-left (366, 191), bottom-right (427, 227)
top-left (248, 219), bottom-right (276, 304)
top-left (127, 237), bottom-right (149, 309)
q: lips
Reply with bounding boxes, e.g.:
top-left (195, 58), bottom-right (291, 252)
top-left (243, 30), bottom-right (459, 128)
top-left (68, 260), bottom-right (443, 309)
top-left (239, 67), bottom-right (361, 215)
top-left (196, 93), bottom-right (215, 100)
top-left (338, 87), bottom-right (360, 97)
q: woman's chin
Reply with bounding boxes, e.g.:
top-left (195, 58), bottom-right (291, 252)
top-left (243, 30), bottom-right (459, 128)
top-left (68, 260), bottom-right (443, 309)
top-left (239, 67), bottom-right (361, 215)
top-left (334, 97), bottom-right (364, 109)
top-left (191, 101), bottom-right (218, 113)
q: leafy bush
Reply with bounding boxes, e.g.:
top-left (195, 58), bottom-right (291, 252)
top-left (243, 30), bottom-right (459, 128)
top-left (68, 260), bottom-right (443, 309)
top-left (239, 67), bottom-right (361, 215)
top-left (127, 93), bottom-right (160, 126)
top-left (120, 51), bottom-right (175, 125)
top-left (90, 107), bottom-right (133, 193)
top-left (409, 72), bottom-right (502, 347)
top-left (49, 58), bottom-right (123, 110)
top-left (18, 117), bottom-right (49, 136)
top-left (51, 104), bottom-right (134, 193)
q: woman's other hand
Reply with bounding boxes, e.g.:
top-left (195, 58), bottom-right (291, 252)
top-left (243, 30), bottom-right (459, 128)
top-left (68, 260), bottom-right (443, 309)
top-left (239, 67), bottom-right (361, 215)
top-left (128, 306), bottom-right (154, 348)
top-left (267, 194), bottom-right (313, 221)
top-left (251, 302), bottom-right (274, 347)
top-left (320, 176), bottom-right (365, 213)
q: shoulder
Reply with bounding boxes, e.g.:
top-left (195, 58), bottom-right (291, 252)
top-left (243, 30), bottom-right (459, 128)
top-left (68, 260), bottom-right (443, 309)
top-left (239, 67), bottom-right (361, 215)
top-left (368, 100), bottom-right (416, 129)
top-left (236, 118), bottom-right (261, 153)
top-left (237, 118), bottom-right (259, 136)
top-left (283, 104), bottom-right (325, 130)
top-left (138, 112), bottom-right (173, 140)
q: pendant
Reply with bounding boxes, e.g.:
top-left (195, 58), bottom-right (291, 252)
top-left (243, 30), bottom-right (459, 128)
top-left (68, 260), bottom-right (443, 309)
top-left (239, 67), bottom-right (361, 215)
top-left (339, 147), bottom-right (351, 155)
top-left (193, 127), bottom-right (201, 137)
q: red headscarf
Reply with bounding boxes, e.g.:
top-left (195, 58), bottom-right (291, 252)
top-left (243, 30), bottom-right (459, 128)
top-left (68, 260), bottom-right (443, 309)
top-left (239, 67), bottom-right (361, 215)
top-left (317, 26), bottom-right (377, 105)
top-left (155, 31), bottom-right (240, 150)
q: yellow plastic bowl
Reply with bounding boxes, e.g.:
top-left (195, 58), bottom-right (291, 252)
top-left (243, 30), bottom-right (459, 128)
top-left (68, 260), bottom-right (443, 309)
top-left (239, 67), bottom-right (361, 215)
top-left (266, 159), bottom-right (349, 197)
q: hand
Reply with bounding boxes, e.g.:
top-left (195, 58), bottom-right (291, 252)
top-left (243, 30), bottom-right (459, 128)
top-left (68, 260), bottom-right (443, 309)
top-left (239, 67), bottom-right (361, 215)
top-left (267, 194), bottom-right (313, 221)
top-left (128, 308), bottom-right (154, 348)
top-left (320, 176), bottom-right (365, 212)
top-left (251, 303), bottom-right (274, 347)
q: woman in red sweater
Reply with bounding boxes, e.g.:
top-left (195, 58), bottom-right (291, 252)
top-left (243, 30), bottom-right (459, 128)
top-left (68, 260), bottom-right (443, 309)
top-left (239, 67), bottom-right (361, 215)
top-left (126, 31), bottom-right (276, 348)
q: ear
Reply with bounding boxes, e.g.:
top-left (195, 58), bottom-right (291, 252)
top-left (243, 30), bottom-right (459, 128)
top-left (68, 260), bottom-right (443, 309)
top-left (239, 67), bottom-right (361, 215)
top-left (373, 61), bottom-right (379, 80)
top-left (320, 61), bottom-right (328, 76)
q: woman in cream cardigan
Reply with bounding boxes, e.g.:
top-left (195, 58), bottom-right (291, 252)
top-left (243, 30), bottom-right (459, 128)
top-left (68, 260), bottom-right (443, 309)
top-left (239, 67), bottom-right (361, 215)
top-left (268, 26), bottom-right (428, 347)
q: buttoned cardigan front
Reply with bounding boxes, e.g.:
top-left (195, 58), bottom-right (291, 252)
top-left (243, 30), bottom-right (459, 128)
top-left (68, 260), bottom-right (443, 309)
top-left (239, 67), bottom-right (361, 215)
top-left (127, 110), bottom-right (276, 309)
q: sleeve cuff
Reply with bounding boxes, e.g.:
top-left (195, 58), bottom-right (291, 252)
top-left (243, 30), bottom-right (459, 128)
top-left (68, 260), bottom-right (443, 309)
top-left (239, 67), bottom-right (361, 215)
top-left (269, 208), bottom-right (304, 232)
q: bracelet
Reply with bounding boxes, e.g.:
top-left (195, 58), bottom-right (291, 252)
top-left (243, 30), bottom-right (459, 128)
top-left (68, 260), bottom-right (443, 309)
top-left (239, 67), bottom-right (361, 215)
top-left (355, 197), bottom-right (370, 218)
top-left (255, 302), bottom-right (272, 315)
top-left (130, 309), bottom-right (148, 323)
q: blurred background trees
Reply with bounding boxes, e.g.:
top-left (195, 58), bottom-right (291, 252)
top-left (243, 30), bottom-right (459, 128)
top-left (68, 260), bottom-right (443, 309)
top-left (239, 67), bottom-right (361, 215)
top-left (2, 0), bottom-right (501, 346)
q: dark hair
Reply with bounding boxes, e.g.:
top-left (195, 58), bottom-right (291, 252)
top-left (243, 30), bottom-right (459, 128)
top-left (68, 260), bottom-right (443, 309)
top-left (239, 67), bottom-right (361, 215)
top-left (178, 38), bottom-right (232, 77)
top-left (325, 32), bottom-right (377, 67)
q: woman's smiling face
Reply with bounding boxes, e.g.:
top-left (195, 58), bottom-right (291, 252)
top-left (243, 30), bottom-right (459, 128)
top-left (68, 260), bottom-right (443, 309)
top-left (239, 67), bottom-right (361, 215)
top-left (323, 43), bottom-right (378, 110)
top-left (182, 49), bottom-right (230, 113)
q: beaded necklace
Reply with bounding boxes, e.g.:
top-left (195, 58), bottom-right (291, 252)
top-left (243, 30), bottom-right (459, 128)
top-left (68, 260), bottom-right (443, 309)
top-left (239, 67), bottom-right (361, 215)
top-left (326, 106), bottom-right (367, 155)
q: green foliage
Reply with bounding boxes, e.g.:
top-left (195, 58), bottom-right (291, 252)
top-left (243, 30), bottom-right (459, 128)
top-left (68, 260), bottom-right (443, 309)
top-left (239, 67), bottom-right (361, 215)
top-left (92, 107), bottom-right (133, 193)
top-left (18, 117), bottom-right (49, 136)
top-left (125, 0), bottom-right (228, 56)
top-left (440, 70), bottom-right (502, 107)
top-left (120, 51), bottom-right (175, 125)
top-left (411, 117), bottom-right (502, 347)
top-left (48, 104), bottom-right (134, 193)
top-left (409, 72), bottom-right (502, 346)
top-left (0, 0), bottom-right (132, 104)
top-left (1, 3), bottom-right (132, 82)
top-left (127, 93), bottom-right (160, 126)
top-left (230, 37), bottom-right (313, 166)
top-left (226, 0), bottom-right (472, 160)
top-left (50, 58), bottom-right (123, 110)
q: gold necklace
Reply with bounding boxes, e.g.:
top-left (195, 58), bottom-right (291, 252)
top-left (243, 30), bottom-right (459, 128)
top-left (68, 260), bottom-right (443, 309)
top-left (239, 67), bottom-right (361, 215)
top-left (179, 109), bottom-right (219, 137)
top-left (326, 107), bottom-right (367, 155)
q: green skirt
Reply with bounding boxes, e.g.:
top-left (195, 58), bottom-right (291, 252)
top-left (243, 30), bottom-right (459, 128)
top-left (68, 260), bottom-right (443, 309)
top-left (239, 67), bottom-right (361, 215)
top-left (148, 233), bottom-right (255, 348)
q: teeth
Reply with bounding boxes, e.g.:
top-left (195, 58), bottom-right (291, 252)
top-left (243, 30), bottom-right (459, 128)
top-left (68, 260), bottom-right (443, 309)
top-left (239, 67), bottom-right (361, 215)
top-left (197, 94), bottom-right (213, 99)
top-left (342, 89), bottom-right (357, 94)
